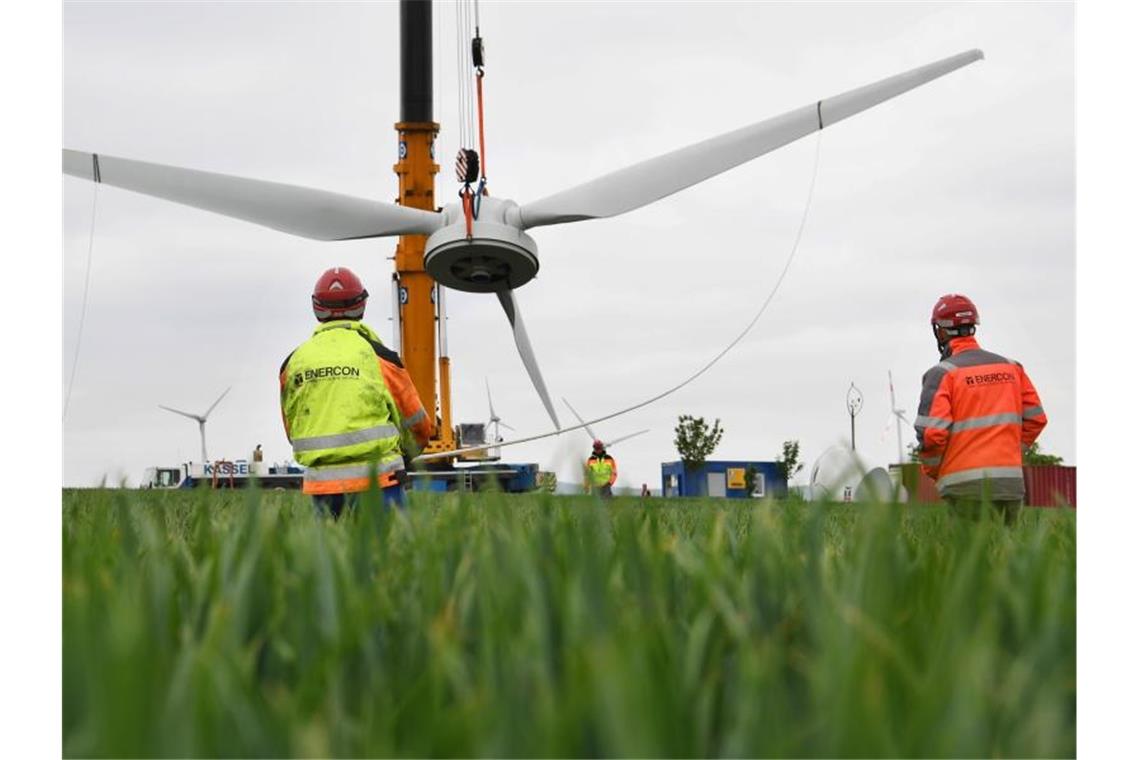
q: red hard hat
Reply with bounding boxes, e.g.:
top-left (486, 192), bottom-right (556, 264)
top-left (931, 293), bottom-right (979, 330)
top-left (592, 439), bottom-right (605, 451)
top-left (313, 267), bottom-right (368, 321)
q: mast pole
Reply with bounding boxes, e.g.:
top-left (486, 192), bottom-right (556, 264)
top-left (395, 0), bottom-right (453, 453)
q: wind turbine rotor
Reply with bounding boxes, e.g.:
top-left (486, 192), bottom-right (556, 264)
top-left (64, 48), bottom-right (984, 444)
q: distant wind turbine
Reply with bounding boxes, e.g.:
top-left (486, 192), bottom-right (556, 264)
top-left (562, 397), bottom-right (649, 449)
top-left (158, 386), bottom-right (231, 463)
top-left (485, 378), bottom-right (516, 443)
top-left (884, 371), bottom-right (912, 463)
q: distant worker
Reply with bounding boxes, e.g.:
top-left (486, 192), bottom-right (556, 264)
top-left (279, 267), bottom-right (433, 518)
top-left (585, 440), bottom-right (617, 498)
top-left (915, 294), bottom-right (1047, 523)
top-left (252, 444), bottom-right (263, 463)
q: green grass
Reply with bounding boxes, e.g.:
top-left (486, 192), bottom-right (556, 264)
top-left (63, 488), bottom-right (1075, 758)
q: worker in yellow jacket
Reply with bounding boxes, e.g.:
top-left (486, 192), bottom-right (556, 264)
top-left (279, 267), bottom-right (433, 518)
top-left (584, 440), bottom-right (618, 498)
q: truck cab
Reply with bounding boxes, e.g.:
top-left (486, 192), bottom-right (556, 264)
top-left (141, 466), bottom-right (184, 489)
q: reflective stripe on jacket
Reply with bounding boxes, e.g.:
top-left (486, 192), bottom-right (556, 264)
top-left (586, 455), bottom-right (617, 487)
top-left (279, 320), bottom-right (414, 494)
top-left (914, 336), bottom-right (1047, 499)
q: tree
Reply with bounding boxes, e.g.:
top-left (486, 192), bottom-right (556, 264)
top-left (775, 440), bottom-right (804, 483)
top-left (673, 415), bottom-right (724, 470)
top-left (1023, 441), bottom-right (1063, 466)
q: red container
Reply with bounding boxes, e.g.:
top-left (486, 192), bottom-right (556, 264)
top-left (1023, 465), bottom-right (1077, 508)
top-left (890, 464), bottom-right (942, 504)
top-left (891, 463), bottom-right (1077, 508)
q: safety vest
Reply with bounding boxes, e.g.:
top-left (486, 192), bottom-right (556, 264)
top-left (915, 336), bottom-right (1047, 500)
top-left (281, 321), bottom-right (405, 494)
top-left (587, 455), bottom-right (616, 487)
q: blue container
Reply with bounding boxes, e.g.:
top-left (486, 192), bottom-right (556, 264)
top-left (503, 463), bottom-right (538, 493)
top-left (660, 460), bottom-right (786, 499)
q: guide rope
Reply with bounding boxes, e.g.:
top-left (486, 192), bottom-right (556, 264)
top-left (64, 169), bottom-right (100, 420)
top-left (417, 133), bottom-right (825, 462)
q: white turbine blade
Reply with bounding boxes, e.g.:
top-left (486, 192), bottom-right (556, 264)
top-left (605, 429), bottom-right (650, 448)
top-left (889, 370), bottom-right (897, 410)
top-left (158, 404), bottom-right (202, 422)
top-left (561, 397), bottom-right (599, 441)
top-left (486, 377), bottom-right (498, 420)
top-left (517, 50), bottom-right (983, 229)
top-left (203, 386), bottom-right (231, 419)
top-left (62, 150), bottom-right (444, 240)
top-left (499, 421), bottom-right (516, 432)
top-left (496, 290), bottom-right (560, 430)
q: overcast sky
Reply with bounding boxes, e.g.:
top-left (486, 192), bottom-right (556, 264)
top-left (62, 1), bottom-right (1074, 489)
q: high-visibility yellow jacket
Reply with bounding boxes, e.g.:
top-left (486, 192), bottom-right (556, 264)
top-left (585, 454), bottom-right (617, 488)
top-left (915, 336), bottom-right (1047, 500)
top-left (279, 320), bottom-right (433, 494)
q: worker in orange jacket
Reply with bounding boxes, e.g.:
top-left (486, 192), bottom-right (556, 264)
top-left (915, 294), bottom-right (1047, 523)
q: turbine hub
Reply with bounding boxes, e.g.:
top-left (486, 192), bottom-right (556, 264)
top-left (424, 197), bottom-right (540, 294)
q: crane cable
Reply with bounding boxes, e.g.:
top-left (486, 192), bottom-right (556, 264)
top-left (457, 0), bottom-right (490, 236)
top-left (471, 0), bottom-right (482, 161)
top-left (64, 175), bottom-right (100, 421)
top-left (453, 0), bottom-right (468, 149)
top-left (417, 132), bottom-right (825, 462)
top-left (472, 26), bottom-right (487, 218)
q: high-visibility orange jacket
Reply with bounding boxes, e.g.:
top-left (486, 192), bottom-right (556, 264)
top-left (279, 320), bottom-right (433, 494)
top-left (915, 336), bottom-right (1047, 500)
